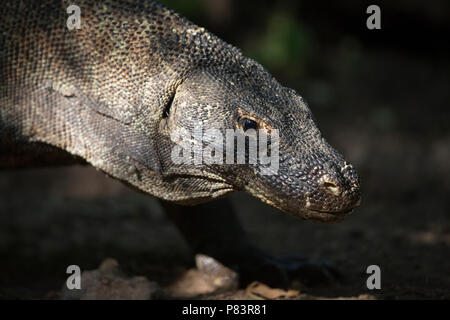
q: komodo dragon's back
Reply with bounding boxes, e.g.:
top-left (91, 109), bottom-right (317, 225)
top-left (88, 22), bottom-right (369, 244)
top-left (0, 0), bottom-right (361, 222)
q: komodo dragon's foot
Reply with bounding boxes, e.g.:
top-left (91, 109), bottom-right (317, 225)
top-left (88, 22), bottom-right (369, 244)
top-left (160, 198), bottom-right (341, 289)
top-left (226, 249), bottom-right (341, 288)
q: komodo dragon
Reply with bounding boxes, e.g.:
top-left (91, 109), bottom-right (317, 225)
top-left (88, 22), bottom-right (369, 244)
top-left (0, 0), bottom-right (361, 286)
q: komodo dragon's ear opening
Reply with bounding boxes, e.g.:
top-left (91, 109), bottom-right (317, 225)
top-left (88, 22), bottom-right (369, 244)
top-left (162, 91), bottom-right (175, 119)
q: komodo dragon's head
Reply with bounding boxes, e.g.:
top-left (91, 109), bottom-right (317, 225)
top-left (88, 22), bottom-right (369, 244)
top-left (157, 37), bottom-right (361, 223)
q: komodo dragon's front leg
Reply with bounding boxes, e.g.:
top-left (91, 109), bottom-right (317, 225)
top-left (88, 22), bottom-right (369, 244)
top-left (162, 198), bottom-right (337, 287)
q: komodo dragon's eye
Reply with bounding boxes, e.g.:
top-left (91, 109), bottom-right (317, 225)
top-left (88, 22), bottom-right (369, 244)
top-left (242, 118), bottom-right (258, 131)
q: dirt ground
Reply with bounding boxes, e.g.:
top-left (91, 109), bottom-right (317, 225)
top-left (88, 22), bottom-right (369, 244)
top-left (0, 2), bottom-right (449, 300)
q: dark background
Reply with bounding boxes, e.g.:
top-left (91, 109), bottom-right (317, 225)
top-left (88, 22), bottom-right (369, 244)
top-left (0, 0), bottom-right (449, 299)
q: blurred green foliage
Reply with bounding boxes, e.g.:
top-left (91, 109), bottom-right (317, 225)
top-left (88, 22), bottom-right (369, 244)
top-left (159, 0), bottom-right (205, 21)
top-left (244, 13), bottom-right (311, 75)
top-left (159, 0), bottom-right (311, 75)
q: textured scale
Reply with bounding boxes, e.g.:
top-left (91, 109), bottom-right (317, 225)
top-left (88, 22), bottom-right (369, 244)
top-left (0, 0), bottom-right (361, 222)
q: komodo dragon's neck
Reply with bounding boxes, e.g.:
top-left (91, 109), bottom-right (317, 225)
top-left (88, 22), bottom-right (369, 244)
top-left (0, 0), bottom-right (242, 202)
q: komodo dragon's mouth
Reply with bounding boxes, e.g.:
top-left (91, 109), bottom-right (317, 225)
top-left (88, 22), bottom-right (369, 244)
top-left (297, 208), bottom-right (354, 223)
top-left (249, 188), bottom-right (360, 223)
top-left (310, 208), bottom-right (355, 222)
top-left (301, 196), bottom-right (361, 222)
top-left (313, 207), bottom-right (355, 215)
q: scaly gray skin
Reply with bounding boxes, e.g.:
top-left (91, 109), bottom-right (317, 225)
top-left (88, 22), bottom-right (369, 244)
top-left (0, 0), bottom-right (361, 285)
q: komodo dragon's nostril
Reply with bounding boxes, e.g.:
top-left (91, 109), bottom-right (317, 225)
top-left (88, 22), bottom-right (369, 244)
top-left (320, 176), bottom-right (341, 196)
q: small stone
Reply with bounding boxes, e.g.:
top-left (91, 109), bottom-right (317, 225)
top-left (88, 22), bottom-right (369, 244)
top-left (165, 254), bottom-right (238, 298)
